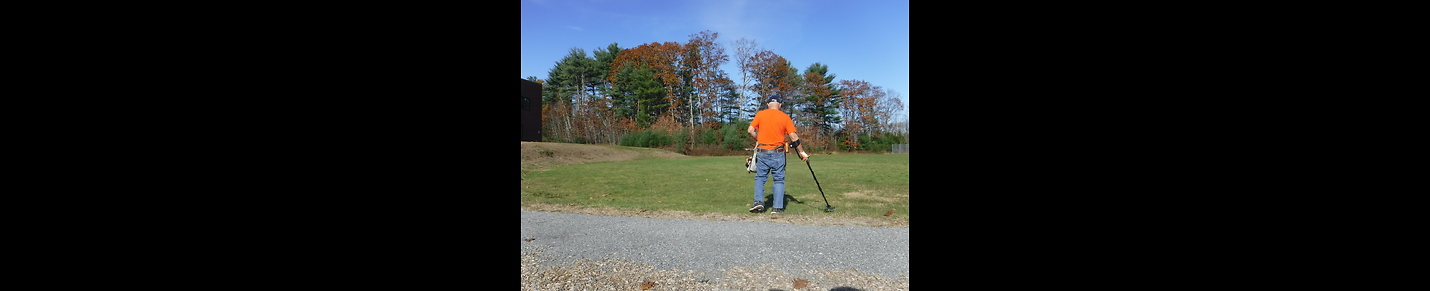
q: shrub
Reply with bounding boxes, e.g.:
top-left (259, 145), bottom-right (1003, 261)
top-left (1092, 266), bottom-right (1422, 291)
top-left (699, 128), bottom-right (719, 145)
top-left (653, 130), bottom-right (674, 147)
top-left (720, 119), bottom-right (752, 150)
top-left (619, 130), bottom-right (646, 147)
top-left (674, 131), bottom-right (688, 154)
top-left (621, 129), bottom-right (675, 148)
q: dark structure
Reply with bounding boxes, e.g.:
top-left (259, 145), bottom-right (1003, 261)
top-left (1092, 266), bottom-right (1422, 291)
top-left (520, 79), bottom-right (542, 142)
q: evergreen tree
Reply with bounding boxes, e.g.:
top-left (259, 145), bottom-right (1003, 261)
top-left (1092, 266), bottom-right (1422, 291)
top-left (798, 62), bottom-right (842, 135)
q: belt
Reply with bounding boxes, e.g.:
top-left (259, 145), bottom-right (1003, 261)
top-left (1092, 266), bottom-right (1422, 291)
top-left (756, 144), bottom-right (785, 152)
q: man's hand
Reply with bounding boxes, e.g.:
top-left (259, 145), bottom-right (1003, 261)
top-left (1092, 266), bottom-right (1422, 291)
top-left (795, 143), bottom-right (809, 161)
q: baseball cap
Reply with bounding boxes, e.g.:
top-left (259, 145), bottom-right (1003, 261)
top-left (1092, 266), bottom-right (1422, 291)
top-left (766, 94), bottom-right (783, 103)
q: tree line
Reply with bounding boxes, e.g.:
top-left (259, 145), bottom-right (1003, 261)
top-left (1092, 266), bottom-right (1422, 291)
top-left (526, 30), bottom-right (908, 154)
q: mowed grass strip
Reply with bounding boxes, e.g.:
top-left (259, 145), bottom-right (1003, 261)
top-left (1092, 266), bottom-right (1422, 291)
top-left (520, 152), bottom-right (908, 225)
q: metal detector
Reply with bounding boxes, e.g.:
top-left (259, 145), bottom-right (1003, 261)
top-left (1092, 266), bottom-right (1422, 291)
top-left (795, 147), bottom-right (836, 212)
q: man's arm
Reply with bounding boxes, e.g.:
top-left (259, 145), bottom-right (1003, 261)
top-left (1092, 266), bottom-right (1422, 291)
top-left (748, 126), bottom-right (757, 139)
top-left (787, 133), bottom-right (806, 154)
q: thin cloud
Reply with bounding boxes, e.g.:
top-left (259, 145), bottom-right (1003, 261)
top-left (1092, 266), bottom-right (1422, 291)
top-left (698, 0), bottom-right (752, 40)
top-left (697, 0), bottom-right (805, 50)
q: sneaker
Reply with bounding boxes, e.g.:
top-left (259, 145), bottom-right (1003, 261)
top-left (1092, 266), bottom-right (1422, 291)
top-left (749, 202), bottom-right (765, 213)
top-left (770, 208), bottom-right (784, 214)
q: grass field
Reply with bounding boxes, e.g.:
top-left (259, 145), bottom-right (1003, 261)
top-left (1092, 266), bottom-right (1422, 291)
top-left (520, 142), bottom-right (909, 226)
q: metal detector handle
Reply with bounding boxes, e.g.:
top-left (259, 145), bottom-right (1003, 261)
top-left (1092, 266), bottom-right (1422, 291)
top-left (785, 141), bottom-right (808, 161)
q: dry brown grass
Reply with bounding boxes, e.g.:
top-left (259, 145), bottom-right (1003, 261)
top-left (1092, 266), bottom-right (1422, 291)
top-left (523, 202), bottom-right (908, 228)
top-left (841, 190), bottom-right (902, 202)
top-left (521, 142), bottom-right (686, 173)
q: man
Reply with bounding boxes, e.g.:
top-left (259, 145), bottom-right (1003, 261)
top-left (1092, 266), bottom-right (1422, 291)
top-left (747, 94), bottom-right (807, 214)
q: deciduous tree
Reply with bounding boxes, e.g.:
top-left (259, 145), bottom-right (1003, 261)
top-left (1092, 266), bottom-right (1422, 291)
top-left (745, 50), bottom-right (798, 117)
top-left (731, 38), bottom-right (759, 120)
top-left (608, 42), bottom-right (684, 125)
top-left (837, 79), bottom-right (880, 141)
top-left (874, 88), bottom-right (905, 134)
top-left (682, 30), bottom-right (730, 129)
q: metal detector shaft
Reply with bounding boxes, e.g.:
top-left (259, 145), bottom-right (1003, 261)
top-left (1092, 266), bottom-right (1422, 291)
top-left (804, 159), bottom-right (836, 211)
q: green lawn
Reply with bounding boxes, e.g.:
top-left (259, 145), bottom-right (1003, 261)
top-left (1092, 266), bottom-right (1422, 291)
top-left (520, 153), bottom-right (909, 222)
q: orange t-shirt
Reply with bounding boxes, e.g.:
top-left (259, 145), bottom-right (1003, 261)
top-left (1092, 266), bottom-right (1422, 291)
top-left (750, 109), bottom-right (797, 149)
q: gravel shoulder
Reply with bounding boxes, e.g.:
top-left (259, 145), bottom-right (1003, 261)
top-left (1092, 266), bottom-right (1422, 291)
top-left (521, 209), bottom-right (910, 290)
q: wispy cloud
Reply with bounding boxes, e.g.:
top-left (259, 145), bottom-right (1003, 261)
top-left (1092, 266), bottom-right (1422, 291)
top-left (697, 0), bottom-right (751, 40)
top-left (696, 0), bottom-right (804, 49)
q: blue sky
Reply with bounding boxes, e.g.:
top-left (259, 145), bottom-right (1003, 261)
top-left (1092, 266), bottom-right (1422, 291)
top-left (520, 0), bottom-right (909, 120)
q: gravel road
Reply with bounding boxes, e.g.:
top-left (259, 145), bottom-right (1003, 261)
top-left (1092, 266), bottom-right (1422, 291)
top-left (521, 209), bottom-right (909, 289)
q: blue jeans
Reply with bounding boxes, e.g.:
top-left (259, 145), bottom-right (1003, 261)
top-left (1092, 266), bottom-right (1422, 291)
top-left (753, 151), bottom-right (786, 209)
